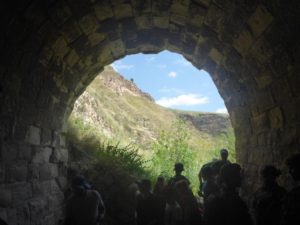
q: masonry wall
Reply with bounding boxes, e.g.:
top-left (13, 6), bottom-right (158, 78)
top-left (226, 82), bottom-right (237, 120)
top-left (0, 0), bottom-right (300, 224)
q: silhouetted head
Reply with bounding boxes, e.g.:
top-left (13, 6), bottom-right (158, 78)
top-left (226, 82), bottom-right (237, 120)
top-left (261, 165), bottom-right (281, 185)
top-left (72, 175), bottom-right (91, 195)
top-left (220, 163), bottom-right (242, 189)
top-left (139, 179), bottom-right (152, 194)
top-left (156, 176), bottom-right (165, 184)
top-left (201, 166), bottom-right (214, 181)
top-left (286, 154), bottom-right (300, 181)
top-left (220, 149), bottom-right (229, 161)
top-left (174, 163), bottom-right (184, 174)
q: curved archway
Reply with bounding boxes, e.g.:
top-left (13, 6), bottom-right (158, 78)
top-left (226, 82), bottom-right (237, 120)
top-left (1, 1), bottom-right (299, 224)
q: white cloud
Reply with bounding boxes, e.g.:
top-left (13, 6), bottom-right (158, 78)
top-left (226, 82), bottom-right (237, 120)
top-left (216, 107), bottom-right (228, 114)
top-left (156, 94), bottom-right (209, 107)
top-left (168, 71), bottom-right (177, 78)
top-left (174, 59), bottom-right (192, 67)
top-left (111, 61), bottom-right (134, 72)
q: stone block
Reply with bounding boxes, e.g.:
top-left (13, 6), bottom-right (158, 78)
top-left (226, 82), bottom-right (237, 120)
top-left (39, 164), bottom-right (52, 180)
top-left (10, 182), bottom-right (32, 206)
top-left (79, 14), bottom-right (99, 35)
top-left (113, 4), bottom-right (133, 19)
top-left (25, 125), bottom-right (41, 145)
top-left (29, 198), bottom-right (47, 222)
top-left (51, 36), bottom-right (70, 59)
top-left (41, 128), bottom-right (52, 146)
top-left (0, 141), bottom-right (17, 163)
top-left (51, 131), bottom-right (60, 148)
top-left (252, 112), bottom-right (269, 132)
top-left (61, 20), bottom-right (82, 43)
top-left (268, 107), bottom-right (284, 129)
top-left (255, 90), bottom-right (275, 113)
top-left (204, 4), bottom-right (225, 32)
top-left (248, 5), bottom-right (273, 38)
top-left (208, 48), bottom-right (223, 64)
top-left (32, 147), bottom-right (52, 163)
top-left (94, 3), bottom-right (114, 21)
top-left (188, 3), bottom-right (206, 28)
top-left (28, 163), bottom-right (39, 180)
top-left (65, 49), bottom-right (80, 67)
top-left (56, 176), bottom-right (68, 191)
top-left (50, 164), bottom-right (59, 178)
top-left (50, 148), bottom-right (61, 163)
top-left (0, 187), bottom-right (12, 207)
top-left (16, 203), bottom-right (30, 225)
top-left (7, 161), bottom-right (28, 182)
top-left (110, 40), bottom-right (126, 58)
top-left (17, 143), bottom-right (31, 160)
top-left (48, 192), bottom-right (64, 210)
top-left (233, 30), bottom-right (254, 56)
top-left (135, 15), bottom-right (153, 29)
top-left (32, 180), bottom-right (52, 197)
top-left (87, 32), bottom-right (106, 46)
top-left (153, 16), bottom-right (169, 29)
top-left (49, 1), bottom-right (72, 26)
top-left (51, 179), bottom-right (62, 194)
top-left (254, 69), bottom-right (273, 89)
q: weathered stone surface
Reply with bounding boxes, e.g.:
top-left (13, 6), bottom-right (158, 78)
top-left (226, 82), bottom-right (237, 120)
top-left (10, 182), bottom-right (32, 206)
top-left (268, 107), bottom-right (284, 129)
top-left (1, 1), bottom-right (300, 225)
top-left (7, 161), bottom-right (28, 182)
top-left (32, 147), bottom-right (52, 164)
top-left (247, 5), bottom-right (273, 38)
top-left (0, 186), bottom-right (12, 207)
top-left (39, 163), bottom-right (53, 180)
top-left (25, 126), bottom-right (41, 145)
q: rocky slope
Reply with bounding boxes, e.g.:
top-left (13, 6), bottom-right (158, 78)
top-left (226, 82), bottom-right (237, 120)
top-left (69, 66), bottom-right (233, 153)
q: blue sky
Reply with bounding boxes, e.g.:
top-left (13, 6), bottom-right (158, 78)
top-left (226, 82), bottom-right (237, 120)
top-left (111, 50), bottom-right (227, 114)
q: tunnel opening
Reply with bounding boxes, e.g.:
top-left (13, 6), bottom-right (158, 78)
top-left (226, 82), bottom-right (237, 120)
top-left (0, 1), bottom-right (300, 224)
top-left (66, 50), bottom-right (236, 225)
top-left (67, 50), bottom-right (235, 188)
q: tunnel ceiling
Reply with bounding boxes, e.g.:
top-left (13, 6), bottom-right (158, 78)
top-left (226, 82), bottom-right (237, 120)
top-left (1, 0), bottom-right (300, 170)
top-left (0, 1), bottom-right (300, 224)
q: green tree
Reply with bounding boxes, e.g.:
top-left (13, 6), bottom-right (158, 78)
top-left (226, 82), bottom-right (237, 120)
top-left (150, 120), bottom-right (197, 189)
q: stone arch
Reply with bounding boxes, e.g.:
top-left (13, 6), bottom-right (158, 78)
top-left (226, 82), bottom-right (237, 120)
top-left (0, 1), bottom-right (300, 224)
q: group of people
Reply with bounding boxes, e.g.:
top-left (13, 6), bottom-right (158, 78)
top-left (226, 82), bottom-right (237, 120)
top-left (62, 150), bottom-right (300, 225)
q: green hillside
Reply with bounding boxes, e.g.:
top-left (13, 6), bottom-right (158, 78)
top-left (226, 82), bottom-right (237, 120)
top-left (67, 66), bottom-right (235, 191)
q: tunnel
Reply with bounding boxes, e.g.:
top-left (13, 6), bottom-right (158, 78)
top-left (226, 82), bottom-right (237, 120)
top-left (0, 0), bottom-right (300, 224)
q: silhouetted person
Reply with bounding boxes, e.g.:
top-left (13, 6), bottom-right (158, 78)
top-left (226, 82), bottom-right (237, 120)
top-left (64, 175), bottom-right (105, 225)
top-left (199, 166), bottom-right (219, 204)
top-left (154, 176), bottom-right (166, 197)
top-left (211, 149), bottom-right (231, 176)
top-left (169, 163), bottom-right (190, 187)
top-left (253, 165), bottom-right (286, 225)
top-left (136, 179), bottom-right (161, 225)
top-left (153, 176), bottom-right (167, 224)
top-left (175, 180), bottom-right (202, 225)
top-left (204, 163), bottom-right (253, 225)
top-left (281, 154), bottom-right (300, 225)
top-left (198, 160), bottom-right (218, 197)
top-left (164, 186), bottom-right (183, 225)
